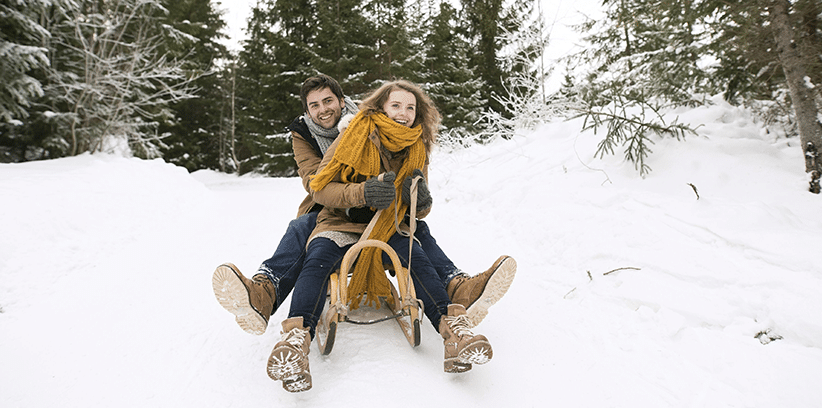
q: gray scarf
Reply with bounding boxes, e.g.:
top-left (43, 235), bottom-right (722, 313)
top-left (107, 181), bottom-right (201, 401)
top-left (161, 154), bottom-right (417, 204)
top-left (303, 96), bottom-right (358, 154)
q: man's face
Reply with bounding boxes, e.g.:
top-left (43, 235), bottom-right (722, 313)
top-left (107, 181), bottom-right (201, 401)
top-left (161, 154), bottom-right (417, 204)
top-left (305, 87), bottom-right (344, 130)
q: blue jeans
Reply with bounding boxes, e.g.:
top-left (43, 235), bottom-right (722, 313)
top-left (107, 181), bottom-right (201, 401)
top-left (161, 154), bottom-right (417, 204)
top-left (256, 212), bottom-right (318, 311)
top-left (414, 220), bottom-right (464, 286)
top-left (288, 234), bottom-right (451, 337)
top-left (256, 214), bottom-right (461, 314)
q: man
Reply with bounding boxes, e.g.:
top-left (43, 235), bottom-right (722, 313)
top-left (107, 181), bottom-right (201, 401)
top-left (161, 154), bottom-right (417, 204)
top-left (212, 75), bottom-right (516, 335)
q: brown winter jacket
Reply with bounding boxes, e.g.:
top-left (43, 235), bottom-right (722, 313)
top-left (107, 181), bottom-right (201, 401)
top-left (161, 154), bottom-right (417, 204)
top-left (292, 130), bottom-right (326, 217)
top-left (306, 128), bottom-right (431, 242)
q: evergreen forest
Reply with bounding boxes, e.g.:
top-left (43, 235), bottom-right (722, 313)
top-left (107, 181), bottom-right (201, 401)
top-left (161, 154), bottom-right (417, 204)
top-left (1, 0), bottom-right (820, 191)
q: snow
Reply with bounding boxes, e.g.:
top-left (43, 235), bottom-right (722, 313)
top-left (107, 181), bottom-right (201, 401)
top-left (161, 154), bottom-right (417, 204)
top-left (2, 97), bottom-right (822, 407)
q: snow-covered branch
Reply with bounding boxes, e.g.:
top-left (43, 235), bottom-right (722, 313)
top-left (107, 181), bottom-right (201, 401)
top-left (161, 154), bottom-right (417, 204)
top-left (43, 0), bottom-right (199, 157)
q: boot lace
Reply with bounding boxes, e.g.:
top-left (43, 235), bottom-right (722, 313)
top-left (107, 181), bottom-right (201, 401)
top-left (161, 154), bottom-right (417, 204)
top-left (282, 327), bottom-right (308, 348)
top-left (445, 313), bottom-right (474, 337)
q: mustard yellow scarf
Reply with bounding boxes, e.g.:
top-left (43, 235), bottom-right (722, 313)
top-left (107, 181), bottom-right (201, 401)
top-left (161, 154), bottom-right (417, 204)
top-left (311, 111), bottom-right (426, 307)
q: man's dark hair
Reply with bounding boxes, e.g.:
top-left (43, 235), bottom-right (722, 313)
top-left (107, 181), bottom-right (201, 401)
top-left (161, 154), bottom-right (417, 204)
top-left (300, 75), bottom-right (344, 112)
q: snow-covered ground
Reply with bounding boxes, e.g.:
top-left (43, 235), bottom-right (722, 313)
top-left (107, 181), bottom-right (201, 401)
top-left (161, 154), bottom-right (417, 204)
top-left (2, 96), bottom-right (821, 407)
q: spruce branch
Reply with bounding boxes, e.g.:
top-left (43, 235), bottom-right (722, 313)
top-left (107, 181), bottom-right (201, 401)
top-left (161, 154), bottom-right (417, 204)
top-left (573, 95), bottom-right (697, 177)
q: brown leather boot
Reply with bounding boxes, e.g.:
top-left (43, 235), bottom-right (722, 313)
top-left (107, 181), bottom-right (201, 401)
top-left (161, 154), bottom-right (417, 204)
top-left (212, 263), bottom-right (276, 335)
top-left (439, 304), bottom-right (493, 373)
top-left (446, 255), bottom-right (517, 327)
top-left (267, 317), bottom-right (312, 392)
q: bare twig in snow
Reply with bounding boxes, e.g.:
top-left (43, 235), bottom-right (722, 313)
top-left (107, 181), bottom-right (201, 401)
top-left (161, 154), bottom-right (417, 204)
top-left (603, 267), bottom-right (641, 276)
top-left (687, 183), bottom-right (700, 200)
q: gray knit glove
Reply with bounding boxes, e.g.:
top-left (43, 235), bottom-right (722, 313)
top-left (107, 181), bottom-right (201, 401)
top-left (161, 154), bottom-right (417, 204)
top-left (363, 171), bottom-right (396, 210)
top-left (402, 169), bottom-right (432, 212)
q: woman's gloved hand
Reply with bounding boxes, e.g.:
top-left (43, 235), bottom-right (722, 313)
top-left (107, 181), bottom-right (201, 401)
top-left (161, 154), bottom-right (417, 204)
top-left (402, 169), bottom-right (432, 211)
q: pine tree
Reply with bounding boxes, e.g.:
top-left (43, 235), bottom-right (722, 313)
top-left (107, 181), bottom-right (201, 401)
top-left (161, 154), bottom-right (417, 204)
top-left (403, 0), bottom-right (434, 84)
top-left (572, 0), bottom-right (712, 106)
top-left (233, 0), bottom-right (315, 175)
top-left (765, 0), bottom-right (822, 192)
top-left (706, 1), bottom-right (779, 103)
top-left (705, 0), bottom-right (819, 103)
top-left (0, 0), bottom-right (51, 123)
top-left (313, 0), bottom-right (376, 96)
top-left (567, 0), bottom-right (711, 176)
top-left (570, 0), bottom-right (822, 186)
top-left (421, 2), bottom-right (484, 142)
top-left (363, 0), bottom-right (419, 83)
top-left (0, 0), bottom-right (57, 162)
top-left (459, 0), bottom-right (507, 115)
top-left (706, 0), bottom-right (821, 191)
top-left (156, 0), bottom-right (229, 172)
top-left (1, 0), bottom-right (200, 161)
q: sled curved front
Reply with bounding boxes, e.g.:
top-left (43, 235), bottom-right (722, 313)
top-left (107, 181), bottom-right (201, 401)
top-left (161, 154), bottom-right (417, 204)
top-left (315, 239), bottom-right (422, 355)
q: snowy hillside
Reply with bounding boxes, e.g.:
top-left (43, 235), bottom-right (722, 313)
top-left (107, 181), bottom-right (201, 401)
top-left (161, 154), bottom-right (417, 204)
top-left (2, 96), bottom-right (821, 407)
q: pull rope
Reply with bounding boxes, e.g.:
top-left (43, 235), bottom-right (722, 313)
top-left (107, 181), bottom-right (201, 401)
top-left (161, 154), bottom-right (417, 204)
top-left (357, 172), bottom-right (421, 301)
top-left (360, 172), bottom-right (421, 271)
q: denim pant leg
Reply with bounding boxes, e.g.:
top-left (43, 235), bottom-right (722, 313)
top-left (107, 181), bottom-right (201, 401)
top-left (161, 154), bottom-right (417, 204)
top-left (288, 237), bottom-right (349, 338)
top-left (414, 220), bottom-right (464, 287)
top-left (257, 211), bottom-right (318, 312)
top-left (385, 232), bottom-right (450, 330)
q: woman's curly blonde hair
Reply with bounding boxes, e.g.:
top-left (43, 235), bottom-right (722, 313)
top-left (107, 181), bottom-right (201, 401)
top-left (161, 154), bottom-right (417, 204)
top-left (358, 80), bottom-right (441, 154)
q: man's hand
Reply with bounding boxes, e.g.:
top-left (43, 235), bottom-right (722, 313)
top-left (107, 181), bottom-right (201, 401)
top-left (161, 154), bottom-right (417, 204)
top-left (363, 171), bottom-right (396, 209)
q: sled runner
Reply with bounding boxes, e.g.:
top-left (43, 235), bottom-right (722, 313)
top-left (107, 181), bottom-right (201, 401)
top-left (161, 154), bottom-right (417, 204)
top-left (315, 174), bottom-right (425, 355)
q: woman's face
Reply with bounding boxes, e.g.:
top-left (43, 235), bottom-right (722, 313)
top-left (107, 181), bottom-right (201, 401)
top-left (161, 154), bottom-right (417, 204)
top-left (382, 89), bottom-right (416, 127)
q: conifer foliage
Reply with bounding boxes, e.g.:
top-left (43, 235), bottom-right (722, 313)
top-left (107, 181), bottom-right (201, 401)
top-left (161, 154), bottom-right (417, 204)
top-left (156, 0), bottom-right (229, 173)
top-left (0, 0), bottom-right (61, 161)
top-left (231, 0), bottom-right (542, 175)
top-left (0, 0), bottom-right (51, 124)
top-left (421, 2), bottom-right (485, 143)
top-left (1, 0), bottom-right (221, 162)
top-left (569, 0), bottom-right (822, 188)
top-left (1, 0), bottom-right (546, 175)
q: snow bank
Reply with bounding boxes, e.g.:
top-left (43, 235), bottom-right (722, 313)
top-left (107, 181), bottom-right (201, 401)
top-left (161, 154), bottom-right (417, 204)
top-left (2, 100), bottom-right (821, 407)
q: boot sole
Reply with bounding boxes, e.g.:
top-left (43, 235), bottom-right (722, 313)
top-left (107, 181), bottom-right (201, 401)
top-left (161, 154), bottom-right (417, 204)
top-left (212, 263), bottom-right (267, 335)
top-left (445, 338), bottom-right (493, 373)
top-left (444, 358), bottom-right (472, 373)
top-left (282, 374), bottom-right (312, 393)
top-left (466, 256), bottom-right (517, 327)
top-left (268, 348), bottom-right (312, 392)
top-left (459, 339), bottom-right (493, 366)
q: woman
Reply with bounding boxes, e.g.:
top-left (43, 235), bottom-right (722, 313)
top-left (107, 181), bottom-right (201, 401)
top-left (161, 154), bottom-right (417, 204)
top-left (266, 80), bottom-right (493, 392)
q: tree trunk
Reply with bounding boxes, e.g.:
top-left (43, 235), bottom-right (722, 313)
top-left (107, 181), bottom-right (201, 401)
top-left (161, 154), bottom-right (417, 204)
top-left (768, 0), bottom-right (822, 193)
top-left (230, 66), bottom-right (240, 174)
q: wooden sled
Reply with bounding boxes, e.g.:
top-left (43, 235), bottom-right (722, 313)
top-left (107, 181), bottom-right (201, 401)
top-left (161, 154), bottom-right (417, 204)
top-left (315, 173), bottom-right (426, 355)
